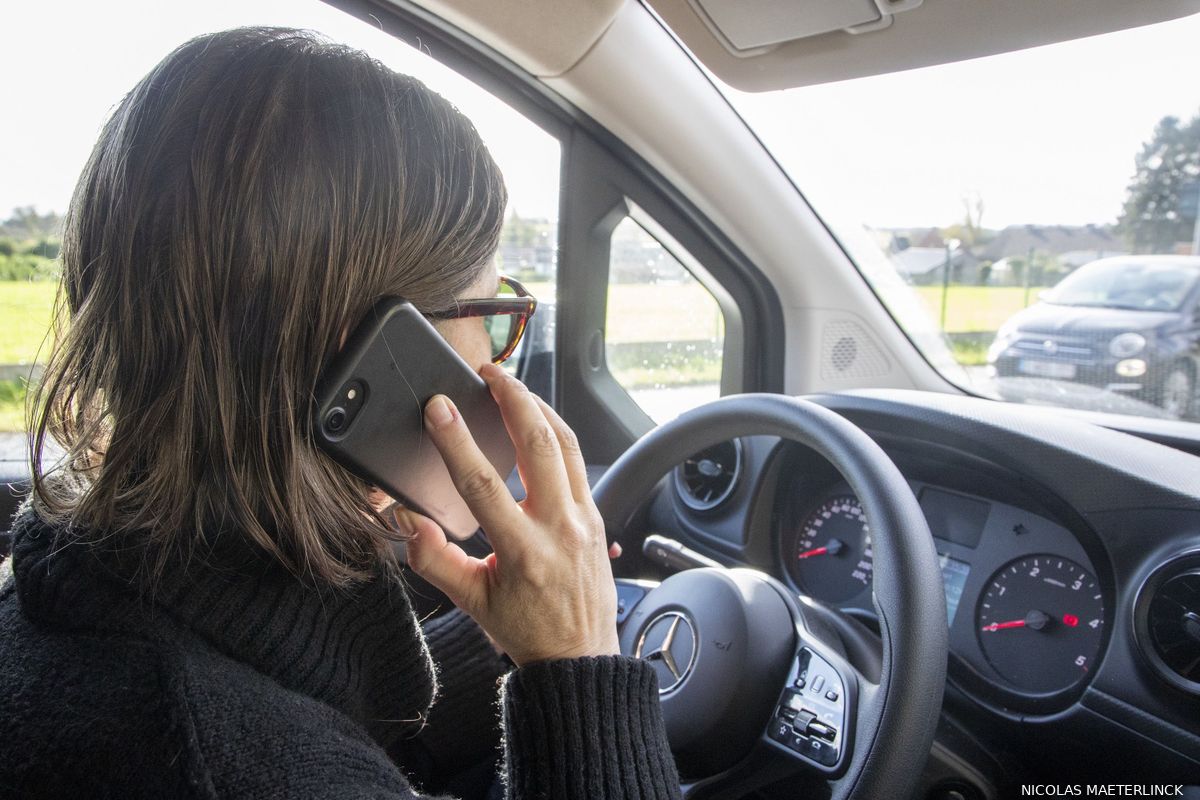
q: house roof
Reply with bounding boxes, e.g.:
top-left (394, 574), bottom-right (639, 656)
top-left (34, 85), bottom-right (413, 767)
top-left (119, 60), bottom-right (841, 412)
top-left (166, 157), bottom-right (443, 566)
top-left (889, 246), bottom-right (971, 277)
top-left (980, 224), bottom-right (1125, 261)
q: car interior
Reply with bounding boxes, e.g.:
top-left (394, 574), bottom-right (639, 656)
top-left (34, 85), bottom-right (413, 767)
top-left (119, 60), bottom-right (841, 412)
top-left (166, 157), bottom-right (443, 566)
top-left (4, 0), bottom-right (1200, 798)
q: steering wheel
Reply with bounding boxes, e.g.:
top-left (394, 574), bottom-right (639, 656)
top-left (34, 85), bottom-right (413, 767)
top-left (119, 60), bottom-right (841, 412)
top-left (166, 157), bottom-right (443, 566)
top-left (592, 394), bottom-right (947, 800)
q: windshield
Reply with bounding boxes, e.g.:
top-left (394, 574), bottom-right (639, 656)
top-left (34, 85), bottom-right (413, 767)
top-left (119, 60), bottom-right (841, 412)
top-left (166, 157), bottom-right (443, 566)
top-left (1043, 260), bottom-right (1199, 311)
top-left (720, 14), bottom-right (1200, 423)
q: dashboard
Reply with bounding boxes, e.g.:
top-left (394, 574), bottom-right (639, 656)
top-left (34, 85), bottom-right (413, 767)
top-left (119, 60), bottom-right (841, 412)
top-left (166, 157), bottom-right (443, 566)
top-left (635, 389), bottom-right (1200, 786)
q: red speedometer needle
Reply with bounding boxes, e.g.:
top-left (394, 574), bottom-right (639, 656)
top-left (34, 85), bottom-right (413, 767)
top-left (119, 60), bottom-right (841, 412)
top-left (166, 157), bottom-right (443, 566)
top-left (981, 619), bottom-right (1025, 632)
top-left (797, 538), bottom-right (845, 560)
top-left (982, 609), bottom-right (1050, 633)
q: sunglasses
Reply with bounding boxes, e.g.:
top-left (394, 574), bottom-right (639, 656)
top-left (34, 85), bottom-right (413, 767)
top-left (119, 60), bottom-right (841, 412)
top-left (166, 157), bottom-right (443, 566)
top-left (426, 275), bottom-right (538, 365)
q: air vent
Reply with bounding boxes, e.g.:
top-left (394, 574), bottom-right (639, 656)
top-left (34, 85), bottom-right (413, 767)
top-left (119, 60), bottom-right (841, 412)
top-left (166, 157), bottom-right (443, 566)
top-left (1135, 552), bottom-right (1200, 695)
top-left (675, 440), bottom-right (742, 512)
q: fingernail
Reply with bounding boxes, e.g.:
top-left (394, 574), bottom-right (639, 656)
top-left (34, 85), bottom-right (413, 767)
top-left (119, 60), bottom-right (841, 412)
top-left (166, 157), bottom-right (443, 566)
top-left (426, 395), bottom-right (456, 429)
top-left (479, 363), bottom-right (502, 381)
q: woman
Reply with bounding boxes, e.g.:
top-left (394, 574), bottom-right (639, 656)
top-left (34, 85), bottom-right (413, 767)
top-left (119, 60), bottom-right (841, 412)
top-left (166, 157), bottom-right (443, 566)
top-left (0, 27), bottom-right (681, 799)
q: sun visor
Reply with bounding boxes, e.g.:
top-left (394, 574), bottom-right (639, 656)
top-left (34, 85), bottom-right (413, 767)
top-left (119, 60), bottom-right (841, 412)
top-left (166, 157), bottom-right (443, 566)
top-left (648, 0), bottom-right (1200, 90)
top-left (691, 0), bottom-right (922, 53)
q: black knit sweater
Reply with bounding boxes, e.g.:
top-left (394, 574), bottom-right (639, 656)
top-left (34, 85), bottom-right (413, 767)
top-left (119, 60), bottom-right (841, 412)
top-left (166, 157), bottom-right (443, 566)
top-left (0, 509), bottom-right (682, 799)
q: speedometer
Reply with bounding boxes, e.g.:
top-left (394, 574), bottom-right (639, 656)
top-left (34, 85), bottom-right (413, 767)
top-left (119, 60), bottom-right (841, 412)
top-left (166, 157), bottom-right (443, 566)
top-left (977, 555), bottom-right (1105, 694)
top-left (786, 495), bottom-right (873, 603)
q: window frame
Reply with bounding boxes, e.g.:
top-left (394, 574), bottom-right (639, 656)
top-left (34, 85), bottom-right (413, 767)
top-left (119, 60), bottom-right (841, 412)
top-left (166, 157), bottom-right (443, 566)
top-left (323, 0), bottom-right (785, 461)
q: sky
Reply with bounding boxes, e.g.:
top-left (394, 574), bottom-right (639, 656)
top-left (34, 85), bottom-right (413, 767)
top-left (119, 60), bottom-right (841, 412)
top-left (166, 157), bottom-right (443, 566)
top-left (2, 2), bottom-right (1199, 231)
top-left (726, 13), bottom-right (1200, 230)
top-left (0, 0), bottom-right (561, 221)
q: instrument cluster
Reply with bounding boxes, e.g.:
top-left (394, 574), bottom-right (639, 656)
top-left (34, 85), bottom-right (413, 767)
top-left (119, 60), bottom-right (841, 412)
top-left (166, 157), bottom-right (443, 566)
top-left (774, 456), bottom-right (1110, 709)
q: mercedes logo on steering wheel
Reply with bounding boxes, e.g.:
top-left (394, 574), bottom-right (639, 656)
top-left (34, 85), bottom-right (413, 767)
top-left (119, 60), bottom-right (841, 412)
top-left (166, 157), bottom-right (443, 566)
top-left (634, 611), bottom-right (698, 694)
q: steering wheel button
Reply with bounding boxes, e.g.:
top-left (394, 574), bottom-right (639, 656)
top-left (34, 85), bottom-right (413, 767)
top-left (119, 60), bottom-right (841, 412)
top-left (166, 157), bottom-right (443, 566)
top-left (793, 676), bottom-right (806, 689)
top-left (807, 720), bottom-right (837, 741)
top-left (825, 689), bottom-right (839, 702)
top-left (814, 740), bottom-right (839, 767)
top-left (811, 675), bottom-right (825, 693)
top-left (796, 710), bottom-right (817, 727)
top-left (614, 584), bottom-right (648, 624)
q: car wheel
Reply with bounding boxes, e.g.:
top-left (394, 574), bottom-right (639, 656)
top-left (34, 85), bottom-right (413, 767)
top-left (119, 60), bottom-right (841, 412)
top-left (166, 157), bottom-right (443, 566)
top-left (1156, 366), bottom-right (1195, 419)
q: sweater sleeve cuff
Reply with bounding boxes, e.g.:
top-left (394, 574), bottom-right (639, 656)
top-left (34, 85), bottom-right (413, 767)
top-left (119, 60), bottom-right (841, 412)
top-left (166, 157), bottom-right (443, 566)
top-left (499, 655), bottom-right (682, 799)
top-left (413, 608), bottom-right (510, 767)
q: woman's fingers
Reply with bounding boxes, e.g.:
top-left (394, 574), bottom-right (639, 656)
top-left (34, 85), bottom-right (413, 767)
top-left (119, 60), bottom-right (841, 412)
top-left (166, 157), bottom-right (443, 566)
top-left (479, 364), bottom-right (570, 509)
top-left (417, 372), bottom-right (622, 665)
top-left (423, 394), bottom-right (527, 557)
top-left (532, 395), bottom-right (593, 505)
top-left (395, 505), bottom-right (489, 615)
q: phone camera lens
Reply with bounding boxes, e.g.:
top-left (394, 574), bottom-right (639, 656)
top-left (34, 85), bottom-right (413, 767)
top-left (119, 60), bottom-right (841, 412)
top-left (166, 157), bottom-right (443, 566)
top-left (325, 408), bottom-right (347, 434)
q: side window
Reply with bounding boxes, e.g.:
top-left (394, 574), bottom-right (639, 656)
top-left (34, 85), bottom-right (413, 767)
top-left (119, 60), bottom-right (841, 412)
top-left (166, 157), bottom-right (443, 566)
top-left (0, 218), bottom-right (58, 462)
top-left (605, 216), bottom-right (725, 423)
top-left (0, 2), bottom-right (562, 469)
top-left (501, 211), bottom-right (558, 400)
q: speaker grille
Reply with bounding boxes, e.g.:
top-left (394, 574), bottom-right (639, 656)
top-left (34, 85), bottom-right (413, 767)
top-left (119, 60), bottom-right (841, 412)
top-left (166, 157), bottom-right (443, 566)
top-left (830, 336), bottom-right (858, 372)
top-left (820, 320), bottom-right (890, 380)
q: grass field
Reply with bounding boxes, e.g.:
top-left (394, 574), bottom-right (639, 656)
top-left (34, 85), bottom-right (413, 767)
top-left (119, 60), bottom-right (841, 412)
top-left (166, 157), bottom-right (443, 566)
top-left (525, 282), bottom-right (725, 342)
top-left (0, 379), bottom-right (30, 432)
top-left (913, 285), bottom-right (1044, 333)
top-left (526, 282), bottom-right (1040, 339)
top-left (1, 281), bottom-right (56, 365)
top-left (604, 283), bottom-right (724, 343)
top-left (0, 279), bottom-right (1040, 430)
top-left (0, 281), bottom-right (1034, 367)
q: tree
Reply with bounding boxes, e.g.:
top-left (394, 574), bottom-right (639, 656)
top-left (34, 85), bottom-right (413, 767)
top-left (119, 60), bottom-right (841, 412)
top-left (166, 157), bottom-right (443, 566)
top-left (0, 206), bottom-right (63, 242)
top-left (940, 193), bottom-right (990, 249)
top-left (501, 209), bottom-right (548, 249)
top-left (977, 262), bottom-right (993, 286)
top-left (0, 208), bottom-right (63, 281)
top-left (1118, 110), bottom-right (1200, 254)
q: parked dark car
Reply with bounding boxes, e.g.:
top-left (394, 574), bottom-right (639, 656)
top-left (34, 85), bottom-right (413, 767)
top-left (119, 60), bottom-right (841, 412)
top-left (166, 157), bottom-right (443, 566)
top-left (988, 256), bottom-right (1200, 418)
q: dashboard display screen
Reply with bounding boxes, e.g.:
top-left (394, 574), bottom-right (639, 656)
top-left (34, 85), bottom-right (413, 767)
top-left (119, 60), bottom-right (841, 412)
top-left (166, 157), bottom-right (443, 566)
top-left (939, 553), bottom-right (971, 626)
top-left (919, 487), bottom-right (990, 549)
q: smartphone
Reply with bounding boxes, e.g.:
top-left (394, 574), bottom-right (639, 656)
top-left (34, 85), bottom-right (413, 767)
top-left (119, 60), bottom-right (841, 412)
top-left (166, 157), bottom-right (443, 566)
top-left (312, 297), bottom-right (516, 540)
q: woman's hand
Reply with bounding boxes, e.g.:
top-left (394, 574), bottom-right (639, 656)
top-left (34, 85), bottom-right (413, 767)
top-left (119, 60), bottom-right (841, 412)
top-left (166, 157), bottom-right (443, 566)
top-left (396, 364), bottom-right (621, 668)
top-left (482, 540), bottom-right (622, 658)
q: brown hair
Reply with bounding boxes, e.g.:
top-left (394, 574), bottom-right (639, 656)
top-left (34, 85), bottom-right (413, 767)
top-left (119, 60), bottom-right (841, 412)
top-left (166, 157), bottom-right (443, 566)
top-left (31, 27), bottom-right (507, 586)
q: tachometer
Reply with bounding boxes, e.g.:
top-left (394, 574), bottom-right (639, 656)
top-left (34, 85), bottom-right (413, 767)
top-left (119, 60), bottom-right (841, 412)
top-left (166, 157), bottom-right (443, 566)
top-left (786, 495), bottom-right (873, 603)
top-left (977, 555), bottom-right (1105, 694)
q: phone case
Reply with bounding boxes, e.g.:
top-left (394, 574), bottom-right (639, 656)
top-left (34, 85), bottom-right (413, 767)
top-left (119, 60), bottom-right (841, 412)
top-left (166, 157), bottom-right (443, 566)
top-left (312, 298), bottom-right (517, 540)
